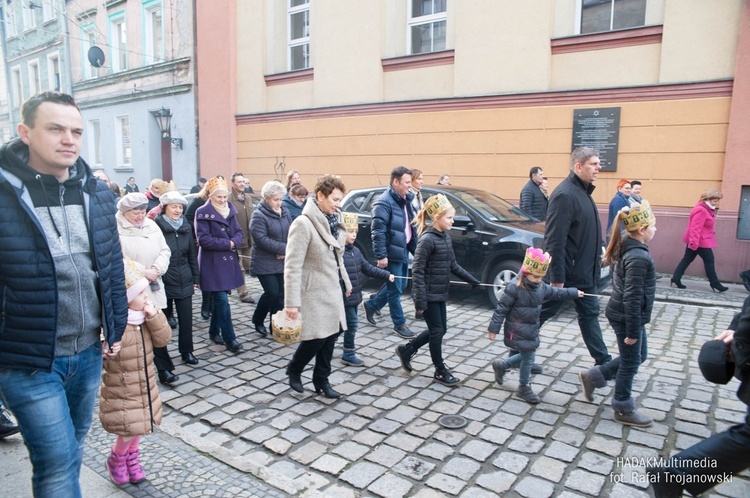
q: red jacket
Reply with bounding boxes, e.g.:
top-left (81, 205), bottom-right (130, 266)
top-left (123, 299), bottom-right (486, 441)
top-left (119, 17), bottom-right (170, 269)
top-left (682, 201), bottom-right (717, 250)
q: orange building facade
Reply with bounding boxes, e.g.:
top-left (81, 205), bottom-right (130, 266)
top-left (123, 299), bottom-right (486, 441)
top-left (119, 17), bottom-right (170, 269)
top-left (197, 0), bottom-right (750, 280)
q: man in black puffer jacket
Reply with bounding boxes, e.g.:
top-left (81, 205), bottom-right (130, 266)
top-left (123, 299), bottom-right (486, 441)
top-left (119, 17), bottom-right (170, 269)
top-left (541, 146), bottom-right (611, 367)
top-left (0, 92), bottom-right (128, 497)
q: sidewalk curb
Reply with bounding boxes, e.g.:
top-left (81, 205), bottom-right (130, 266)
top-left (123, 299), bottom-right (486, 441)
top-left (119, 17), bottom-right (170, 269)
top-left (160, 418), bottom-right (323, 497)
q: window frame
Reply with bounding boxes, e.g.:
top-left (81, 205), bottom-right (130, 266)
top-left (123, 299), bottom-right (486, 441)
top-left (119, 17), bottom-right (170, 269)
top-left (114, 114), bottom-right (132, 168)
top-left (88, 119), bottom-right (102, 168)
top-left (47, 53), bottom-right (61, 91)
top-left (5, 5), bottom-right (18, 38)
top-left (576, 0), bottom-right (648, 35)
top-left (108, 11), bottom-right (128, 73)
top-left (81, 22), bottom-right (98, 80)
top-left (142, 0), bottom-right (164, 64)
top-left (10, 66), bottom-right (22, 108)
top-left (407, 0), bottom-right (447, 55)
top-left (22, 3), bottom-right (36, 32)
top-left (27, 60), bottom-right (41, 96)
top-left (287, 0), bottom-right (310, 71)
top-left (42, 0), bottom-right (55, 23)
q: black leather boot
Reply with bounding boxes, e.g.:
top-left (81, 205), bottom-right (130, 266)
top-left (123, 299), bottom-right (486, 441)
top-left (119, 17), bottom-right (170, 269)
top-left (313, 382), bottom-right (341, 399)
top-left (287, 367), bottom-right (303, 393)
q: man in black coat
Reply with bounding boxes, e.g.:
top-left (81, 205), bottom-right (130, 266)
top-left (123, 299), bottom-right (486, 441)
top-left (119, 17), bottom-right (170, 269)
top-left (519, 166), bottom-right (548, 221)
top-left (648, 295), bottom-right (750, 497)
top-left (540, 146), bottom-right (611, 366)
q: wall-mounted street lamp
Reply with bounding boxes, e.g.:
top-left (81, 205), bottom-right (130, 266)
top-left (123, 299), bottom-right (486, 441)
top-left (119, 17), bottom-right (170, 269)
top-left (151, 107), bottom-right (175, 182)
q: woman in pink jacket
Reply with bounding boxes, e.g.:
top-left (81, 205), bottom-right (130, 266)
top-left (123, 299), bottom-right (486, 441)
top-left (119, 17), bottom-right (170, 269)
top-left (671, 190), bottom-right (728, 292)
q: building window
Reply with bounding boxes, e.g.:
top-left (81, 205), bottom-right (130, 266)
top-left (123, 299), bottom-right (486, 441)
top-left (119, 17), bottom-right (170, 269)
top-left (288, 0), bottom-right (310, 71)
top-left (28, 61), bottom-right (41, 96)
top-left (115, 115), bottom-right (131, 167)
top-left (22, 3), bottom-right (36, 31)
top-left (42, 0), bottom-right (55, 23)
top-left (47, 54), bottom-right (61, 91)
top-left (81, 23), bottom-right (98, 80)
top-left (89, 119), bottom-right (102, 167)
top-left (10, 66), bottom-right (22, 108)
top-left (409, 0), bottom-right (447, 55)
top-left (143, 1), bottom-right (164, 63)
top-left (580, 0), bottom-right (647, 34)
top-left (5, 4), bottom-right (17, 38)
top-left (109, 13), bottom-right (128, 72)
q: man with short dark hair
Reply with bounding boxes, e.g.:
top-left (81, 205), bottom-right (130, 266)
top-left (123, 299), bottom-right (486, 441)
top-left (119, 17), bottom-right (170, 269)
top-left (364, 166), bottom-right (417, 338)
top-left (541, 146), bottom-right (611, 366)
top-left (190, 177), bottom-right (207, 193)
top-left (519, 166), bottom-right (548, 220)
top-left (0, 91), bottom-right (128, 497)
top-left (229, 172), bottom-right (255, 302)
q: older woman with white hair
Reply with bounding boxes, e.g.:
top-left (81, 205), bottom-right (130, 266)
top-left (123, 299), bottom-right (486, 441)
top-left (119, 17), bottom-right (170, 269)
top-left (154, 191), bottom-right (200, 365)
top-left (116, 193), bottom-right (178, 385)
top-left (250, 181), bottom-right (292, 337)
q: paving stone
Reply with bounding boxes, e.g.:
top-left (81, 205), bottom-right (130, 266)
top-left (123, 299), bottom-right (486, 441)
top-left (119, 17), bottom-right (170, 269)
top-left (433, 430), bottom-right (467, 447)
top-left (289, 441), bottom-right (328, 465)
top-left (515, 476), bottom-right (555, 498)
top-left (331, 441), bottom-right (370, 461)
top-left (240, 425), bottom-right (279, 444)
top-left (585, 435), bottom-right (624, 457)
top-left (475, 470), bottom-right (517, 494)
top-left (492, 452), bottom-right (529, 473)
top-left (352, 429), bottom-right (387, 447)
top-left (530, 456), bottom-right (567, 482)
top-left (478, 426), bottom-right (512, 445)
top-left (310, 454), bottom-right (349, 475)
top-left (552, 425), bottom-right (587, 446)
top-left (565, 468), bottom-right (607, 495)
top-left (339, 461), bottom-right (387, 488)
top-left (263, 437), bottom-right (292, 454)
top-left (280, 427), bottom-right (310, 444)
top-left (366, 445), bottom-right (406, 467)
top-left (578, 451), bottom-right (615, 475)
top-left (393, 456), bottom-right (436, 480)
top-left (507, 435), bottom-right (546, 454)
top-left (417, 442), bottom-right (455, 460)
top-left (522, 420), bottom-right (555, 438)
top-left (458, 439), bottom-right (497, 461)
top-left (544, 441), bottom-right (579, 462)
top-left (384, 432), bottom-right (423, 452)
top-left (425, 473), bottom-right (465, 495)
top-left (369, 418), bottom-right (402, 435)
top-left (442, 456), bottom-right (481, 480)
top-left (368, 473), bottom-right (413, 498)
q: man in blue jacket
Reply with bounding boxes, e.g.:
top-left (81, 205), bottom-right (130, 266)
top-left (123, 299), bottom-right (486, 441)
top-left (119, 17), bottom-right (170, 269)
top-left (0, 92), bottom-right (128, 497)
top-left (364, 166), bottom-right (417, 338)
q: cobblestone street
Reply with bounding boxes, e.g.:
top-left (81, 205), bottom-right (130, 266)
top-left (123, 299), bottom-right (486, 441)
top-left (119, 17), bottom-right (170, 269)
top-left (3, 276), bottom-right (749, 497)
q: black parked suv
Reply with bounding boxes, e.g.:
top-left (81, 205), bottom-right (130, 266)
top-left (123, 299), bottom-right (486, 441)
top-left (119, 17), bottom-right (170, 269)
top-left (341, 185), bottom-right (547, 306)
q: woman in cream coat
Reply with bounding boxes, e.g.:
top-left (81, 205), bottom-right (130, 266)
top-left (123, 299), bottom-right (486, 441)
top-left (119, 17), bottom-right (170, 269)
top-left (284, 175), bottom-right (351, 399)
top-left (116, 193), bottom-right (177, 385)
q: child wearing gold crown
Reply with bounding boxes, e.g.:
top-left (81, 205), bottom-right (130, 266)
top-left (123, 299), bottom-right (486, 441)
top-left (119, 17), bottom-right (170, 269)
top-left (395, 194), bottom-right (481, 386)
top-left (578, 201), bottom-right (657, 427)
top-left (341, 212), bottom-right (395, 366)
top-left (99, 257), bottom-right (172, 485)
top-left (488, 248), bottom-right (584, 404)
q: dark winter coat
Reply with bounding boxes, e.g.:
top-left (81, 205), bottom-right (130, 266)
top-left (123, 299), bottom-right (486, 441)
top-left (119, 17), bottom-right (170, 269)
top-left (519, 179), bottom-right (548, 221)
top-left (343, 243), bottom-right (391, 307)
top-left (606, 191), bottom-right (631, 238)
top-left (605, 237), bottom-right (656, 339)
top-left (729, 296), bottom-right (750, 406)
top-left (488, 278), bottom-right (579, 352)
top-left (145, 190), bottom-right (160, 212)
top-left (371, 186), bottom-right (417, 263)
top-left (0, 139), bottom-right (128, 371)
top-left (250, 200), bottom-right (292, 276)
top-left (155, 215), bottom-right (200, 299)
top-left (195, 201), bottom-right (245, 292)
top-left (544, 171), bottom-right (603, 288)
top-left (411, 227), bottom-right (480, 311)
top-left (229, 189), bottom-right (253, 250)
top-left (282, 193), bottom-right (304, 221)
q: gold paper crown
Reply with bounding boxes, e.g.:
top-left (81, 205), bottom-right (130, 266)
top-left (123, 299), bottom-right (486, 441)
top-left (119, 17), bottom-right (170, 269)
top-left (206, 176), bottom-right (228, 195)
top-left (424, 194), bottom-right (453, 219)
top-left (619, 200), bottom-right (655, 231)
top-left (342, 212), bottom-right (358, 230)
top-left (521, 248), bottom-right (552, 277)
top-left (271, 310), bottom-right (302, 345)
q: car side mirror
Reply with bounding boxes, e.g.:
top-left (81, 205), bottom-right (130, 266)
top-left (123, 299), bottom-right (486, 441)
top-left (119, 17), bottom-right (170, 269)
top-left (453, 215), bottom-right (473, 229)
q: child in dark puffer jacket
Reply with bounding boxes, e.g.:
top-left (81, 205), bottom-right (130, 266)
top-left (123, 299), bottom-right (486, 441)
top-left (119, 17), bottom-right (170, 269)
top-left (341, 213), bottom-right (394, 366)
top-left (488, 248), bottom-right (583, 404)
top-left (395, 194), bottom-right (481, 387)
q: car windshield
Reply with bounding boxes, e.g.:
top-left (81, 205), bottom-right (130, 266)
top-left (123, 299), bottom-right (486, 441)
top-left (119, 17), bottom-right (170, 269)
top-left (447, 189), bottom-right (535, 223)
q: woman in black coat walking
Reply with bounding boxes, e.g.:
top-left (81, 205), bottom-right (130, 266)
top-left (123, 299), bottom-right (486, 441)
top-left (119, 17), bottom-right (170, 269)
top-left (155, 192), bottom-right (200, 365)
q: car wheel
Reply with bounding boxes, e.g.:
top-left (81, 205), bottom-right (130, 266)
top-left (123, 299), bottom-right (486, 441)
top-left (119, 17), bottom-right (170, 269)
top-left (487, 260), bottom-right (521, 307)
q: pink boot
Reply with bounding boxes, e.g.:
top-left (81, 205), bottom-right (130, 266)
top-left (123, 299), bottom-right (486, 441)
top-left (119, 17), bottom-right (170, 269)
top-left (106, 450), bottom-right (129, 485)
top-left (126, 449), bottom-right (147, 484)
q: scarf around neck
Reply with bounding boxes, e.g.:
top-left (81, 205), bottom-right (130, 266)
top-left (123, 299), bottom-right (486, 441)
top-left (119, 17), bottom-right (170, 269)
top-left (127, 309), bottom-right (146, 325)
top-left (161, 214), bottom-right (184, 231)
top-left (314, 199), bottom-right (339, 239)
top-left (210, 200), bottom-right (230, 218)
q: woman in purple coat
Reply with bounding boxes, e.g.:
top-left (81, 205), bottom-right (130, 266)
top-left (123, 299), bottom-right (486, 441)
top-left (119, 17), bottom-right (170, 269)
top-left (195, 177), bottom-right (245, 353)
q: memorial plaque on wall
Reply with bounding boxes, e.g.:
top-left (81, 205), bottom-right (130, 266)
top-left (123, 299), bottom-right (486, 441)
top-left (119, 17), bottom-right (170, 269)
top-left (571, 107), bottom-right (621, 172)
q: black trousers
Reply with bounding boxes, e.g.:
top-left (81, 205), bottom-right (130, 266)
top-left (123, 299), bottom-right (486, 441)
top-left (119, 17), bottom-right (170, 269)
top-left (673, 246), bottom-right (720, 285)
top-left (153, 346), bottom-right (175, 373)
top-left (409, 301), bottom-right (447, 371)
top-left (288, 332), bottom-right (341, 385)
top-left (253, 273), bottom-right (284, 327)
top-left (164, 296), bottom-right (194, 354)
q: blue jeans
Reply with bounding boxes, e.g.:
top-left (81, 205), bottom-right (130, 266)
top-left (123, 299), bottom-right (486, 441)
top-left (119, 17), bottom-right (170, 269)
top-left (367, 256), bottom-right (408, 329)
top-left (210, 291), bottom-right (237, 343)
top-left (504, 350), bottom-right (536, 386)
top-left (540, 285), bottom-right (611, 365)
top-left (0, 342), bottom-right (103, 498)
top-left (606, 323), bottom-right (648, 402)
top-left (343, 305), bottom-right (359, 350)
